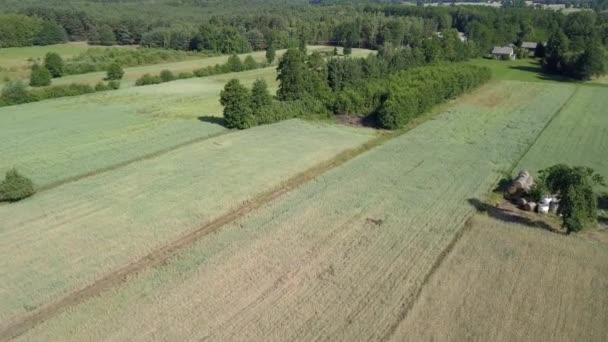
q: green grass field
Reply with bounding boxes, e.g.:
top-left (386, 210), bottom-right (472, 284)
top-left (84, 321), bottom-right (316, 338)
top-left (516, 85), bottom-right (608, 219)
top-left (470, 58), bottom-right (576, 83)
top-left (10, 81), bottom-right (579, 341)
top-left (0, 67), bottom-right (280, 188)
top-left (0, 119), bottom-right (377, 324)
top-left (46, 46), bottom-right (372, 88)
top-left (0, 43), bottom-right (134, 83)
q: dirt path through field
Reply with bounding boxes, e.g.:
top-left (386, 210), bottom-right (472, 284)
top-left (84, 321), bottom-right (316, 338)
top-left (0, 132), bottom-right (394, 342)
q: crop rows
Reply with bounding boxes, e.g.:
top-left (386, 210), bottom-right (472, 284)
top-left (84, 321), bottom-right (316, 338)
top-left (11, 81), bottom-right (577, 341)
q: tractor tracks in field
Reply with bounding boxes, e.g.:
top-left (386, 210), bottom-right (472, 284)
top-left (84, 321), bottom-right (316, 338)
top-left (37, 130), bottom-right (231, 193)
top-left (0, 131), bottom-right (396, 342)
top-left (380, 85), bottom-right (581, 342)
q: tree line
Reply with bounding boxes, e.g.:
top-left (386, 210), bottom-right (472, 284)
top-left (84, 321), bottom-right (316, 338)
top-left (220, 41), bottom-right (490, 130)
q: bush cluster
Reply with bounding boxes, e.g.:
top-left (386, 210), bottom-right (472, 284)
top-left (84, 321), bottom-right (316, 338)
top-left (135, 54), bottom-right (262, 87)
top-left (0, 81), bottom-right (120, 107)
top-left (64, 48), bottom-right (210, 75)
top-left (0, 169), bottom-right (35, 202)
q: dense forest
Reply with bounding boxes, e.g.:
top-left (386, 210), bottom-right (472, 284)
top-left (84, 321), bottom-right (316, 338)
top-left (0, 0), bottom-right (606, 80)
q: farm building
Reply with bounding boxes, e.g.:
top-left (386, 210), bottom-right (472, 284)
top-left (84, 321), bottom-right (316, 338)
top-left (521, 42), bottom-right (538, 51)
top-left (492, 46), bottom-right (515, 60)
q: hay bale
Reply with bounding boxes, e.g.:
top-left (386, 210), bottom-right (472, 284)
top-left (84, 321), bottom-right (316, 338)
top-left (507, 170), bottom-right (534, 196)
top-left (524, 202), bottom-right (537, 212)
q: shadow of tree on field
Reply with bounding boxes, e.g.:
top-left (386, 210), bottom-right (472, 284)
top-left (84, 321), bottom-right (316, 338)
top-left (467, 198), bottom-right (559, 233)
top-left (492, 177), bottom-right (512, 194)
top-left (507, 65), bottom-right (576, 83)
top-left (197, 116), bottom-right (226, 127)
top-left (598, 193), bottom-right (608, 211)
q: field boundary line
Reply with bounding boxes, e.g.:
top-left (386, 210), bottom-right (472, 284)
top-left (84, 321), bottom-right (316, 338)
top-left (506, 85), bottom-right (579, 175)
top-left (37, 129), bottom-right (231, 193)
top-left (0, 131), bottom-right (397, 342)
top-left (380, 215), bottom-right (475, 342)
top-left (380, 85), bottom-right (581, 341)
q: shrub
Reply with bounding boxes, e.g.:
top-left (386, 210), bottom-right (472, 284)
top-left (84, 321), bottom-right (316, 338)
top-left (135, 74), bottom-right (162, 86)
top-left (159, 69), bottom-right (175, 82)
top-left (225, 54), bottom-right (243, 72)
top-left (178, 72), bottom-right (194, 79)
top-left (29, 64), bottom-right (52, 87)
top-left (1, 81), bottom-right (30, 105)
top-left (106, 63), bottom-right (124, 80)
top-left (44, 52), bottom-right (64, 78)
top-left (243, 55), bottom-right (258, 70)
top-left (29, 83), bottom-right (95, 101)
top-left (0, 168), bottom-right (35, 202)
top-left (95, 82), bottom-right (110, 91)
top-left (107, 80), bottom-right (121, 90)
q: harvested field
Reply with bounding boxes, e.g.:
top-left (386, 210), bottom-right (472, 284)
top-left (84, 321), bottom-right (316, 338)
top-left (391, 214), bottom-right (608, 341)
top-left (0, 67), bottom-right (277, 188)
top-left (9, 81), bottom-right (578, 341)
top-left (0, 119), bottom-right (377, 326)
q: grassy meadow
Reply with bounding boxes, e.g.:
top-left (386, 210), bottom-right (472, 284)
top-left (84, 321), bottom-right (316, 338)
top-left (392, 214), bottom-right (608, 341)
top-left (0, 43), bottom-right (135, 83)
top-left (10, 81), bottom-right (580, 341)
top-left (0, 67), bottom-right (280, 188)
top-left (0, 119), bottom-right (377, 325)
top-left (46, 46), bottom-right (371, 88)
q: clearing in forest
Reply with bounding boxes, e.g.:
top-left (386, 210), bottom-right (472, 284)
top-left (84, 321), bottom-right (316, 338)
top-left (10, 81), bottom-right (578, 341)
top-left (392, 214), bottom-right (608, 341)
top-left (0, 119), bottom-right (377, 327)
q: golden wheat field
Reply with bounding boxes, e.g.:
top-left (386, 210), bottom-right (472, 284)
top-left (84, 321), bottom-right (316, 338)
top-left (392, 214), bottom-right (608, 342)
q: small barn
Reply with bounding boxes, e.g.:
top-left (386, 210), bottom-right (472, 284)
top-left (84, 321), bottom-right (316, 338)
top-left (521, 42), bottom-right (538, 51)
top-left (491, 46), bottom-right (515, 60)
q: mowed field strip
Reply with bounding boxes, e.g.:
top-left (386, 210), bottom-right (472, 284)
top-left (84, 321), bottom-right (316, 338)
top-left (391, 214), bottom-right (608, 341)
top-left (50, 46), bottom-right (372, 88)
top-left (0, 119), bottom-right (377, 328)
top-left (0, 67), bottom-right (279, 188)
top-left (0, 43), bottom-right (121, 82)
top-left (515, 85), bottom-right (608, 180)
top-left (10, 81), bottom-right (578, 341)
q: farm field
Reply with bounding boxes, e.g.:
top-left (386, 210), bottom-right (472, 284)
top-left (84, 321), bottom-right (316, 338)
top-left (470, 58), bottom-right (575, 83)
top-left (0, 119), bottom-right (377, 325)
top-left (0, 67), bottom-right (279, 188)
top-left (391, 214), bottom-right (608, 341)
top-left (9, 81), bottom-right (579, 341)
top-left (0, 43), bottom-right (134, 82)
top-left (515, 85), bottom-right (608, 219)
top-left (49, 46), bottom-right (371, 88)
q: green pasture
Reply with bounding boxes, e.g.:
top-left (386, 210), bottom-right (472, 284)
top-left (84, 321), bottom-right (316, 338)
top-left (0, 43), bottom-right (134, 82)
top-left (13, 81), bottom-right (580, 341)
top-left (0, 119), bottom-right (377, 323)
top-left (44, 46), bottom-right (372, 88)
top-left (0, 67), bottom-right (279, 188)
top-left (516, 85), bottom-right (608, 218)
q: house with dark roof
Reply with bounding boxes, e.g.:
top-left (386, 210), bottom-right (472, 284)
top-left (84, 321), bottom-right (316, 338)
top-left (491, 46), bottom-right (515, 60)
